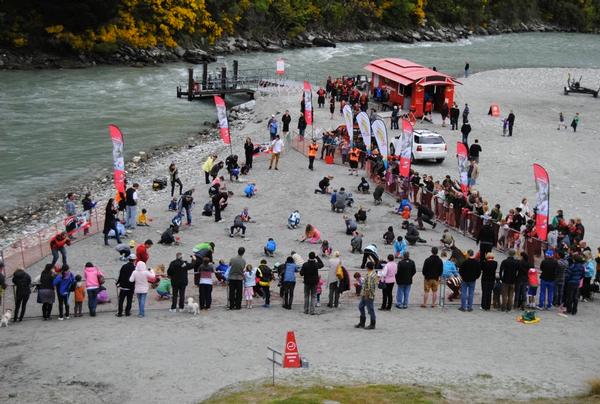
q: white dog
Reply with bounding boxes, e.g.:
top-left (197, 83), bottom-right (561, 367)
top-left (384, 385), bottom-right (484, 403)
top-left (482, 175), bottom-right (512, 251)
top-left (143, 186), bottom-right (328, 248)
top-left (1, 310), bottom-right (12, 327)
top-left (186, 297), bottom-right (199, 315)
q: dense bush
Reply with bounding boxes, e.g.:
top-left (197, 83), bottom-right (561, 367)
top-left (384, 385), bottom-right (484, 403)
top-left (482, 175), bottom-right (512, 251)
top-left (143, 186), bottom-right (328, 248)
top-left (0, 0), bottom-right (598, 51)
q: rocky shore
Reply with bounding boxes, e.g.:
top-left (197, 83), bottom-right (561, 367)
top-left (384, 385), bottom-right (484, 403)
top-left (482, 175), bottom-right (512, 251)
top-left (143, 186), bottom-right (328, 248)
top-left (0, 101), bottom-right (258, 249)
top-left (0, 20), bottom-right (568, 70)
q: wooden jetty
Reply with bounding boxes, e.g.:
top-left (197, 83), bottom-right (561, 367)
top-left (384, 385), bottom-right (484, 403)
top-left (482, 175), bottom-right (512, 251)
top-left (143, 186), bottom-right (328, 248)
top-left (177, 60), bottom-right (280, 101)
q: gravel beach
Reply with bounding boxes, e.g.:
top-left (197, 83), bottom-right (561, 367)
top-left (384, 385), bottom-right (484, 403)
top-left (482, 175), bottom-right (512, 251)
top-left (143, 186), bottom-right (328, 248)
top-left (0, 68), bottom-right (599, 403)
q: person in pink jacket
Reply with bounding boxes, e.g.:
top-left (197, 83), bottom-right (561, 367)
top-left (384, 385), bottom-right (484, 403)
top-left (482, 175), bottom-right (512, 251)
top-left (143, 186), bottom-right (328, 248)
top-left (379, 254), bottom-right (397, 311)
top-left (83, 262), bottom-right (104, 317)
top-left (129, 261), bottom-right (155, 317)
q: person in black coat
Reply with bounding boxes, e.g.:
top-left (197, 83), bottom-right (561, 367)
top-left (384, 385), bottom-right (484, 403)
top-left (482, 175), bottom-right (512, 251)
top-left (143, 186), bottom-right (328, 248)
top-left (450, 102), bottom-right (460, 130)
top-left (458, 250), bottom-right (481, 311)
top-left (373, 184), bottom-right (385, 205)
top-left (422, 247), bottom-right (443, 307)
top-left (11, 268), bottom-right (32, 322)
top-left (281, 110), bottom-right (291, 135)
top-left (103, 198), bottom-right (121, 246)
top-left (514, 252), bottom-right (530, 310)
top-left (460, 121), bottom-right (472, 146)
top-left (480, 253), bottom-right (498, 311)
top-left (243, 137), bottom-right (254, 169)
top-left (499, 249), bottom-right (519, 312)
top-left (167, 253), bottom-right (195, 312)
top-left (507, 110), bottom-right (515, 136)
top-left (416, 202), bottom-right (436, 229)
top-left (395, 251), bottom-right (416, 308)
top-left (297, 113), bottom-right (307, 137)
top-left (476, 220), bottom-right (496, 260)
top-left (115, 254), bottom-right (136, 316)
top-left (300, 252), bottom-right (324, 315)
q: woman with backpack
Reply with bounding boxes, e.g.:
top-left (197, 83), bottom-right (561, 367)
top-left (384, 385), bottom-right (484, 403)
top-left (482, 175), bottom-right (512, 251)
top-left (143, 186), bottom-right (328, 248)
top-left (83, 262), bottom-right (105, 317)
top-left (52, 265), bottom-right (75, 320)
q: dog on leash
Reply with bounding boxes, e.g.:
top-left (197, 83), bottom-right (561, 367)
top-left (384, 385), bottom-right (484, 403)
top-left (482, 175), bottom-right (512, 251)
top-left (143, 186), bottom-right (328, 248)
top-left (186, 297), bottom-right (199, 315)
top-left (1, 310), bottom-right (12, 327)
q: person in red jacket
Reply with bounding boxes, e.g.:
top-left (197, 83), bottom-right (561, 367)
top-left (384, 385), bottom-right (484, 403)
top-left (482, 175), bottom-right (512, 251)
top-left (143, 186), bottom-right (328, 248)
top-left (135, 239), bottom-right (153, 264)
top-left (50, 231), bottom-right (71, 267)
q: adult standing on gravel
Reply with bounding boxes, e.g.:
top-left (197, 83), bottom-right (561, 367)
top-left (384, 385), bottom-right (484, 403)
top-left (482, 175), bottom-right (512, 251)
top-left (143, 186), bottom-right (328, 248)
top-left (116, 254), bottom-right (136, 317)
top-left (167, 252), bottom-right (195, 312)
top-left (480, 252), bottom-right (497, 311)
top-left (450, 103), bottom-right (460, 130)
top-left (297, 113), bottom-right (307, 137)
top-left (169, 163), bottom-right (183, 197)
top-left (267, 114), bottom-right (278, 140)
top-left (202, 154), bottom-right (216, 184)
top-left (499, 249), bottom-right (518, 312)
top-left (129, 261), bottom-right (155, 318)
top-left (300, 252), bottom-right (324, 315)
top-left (83, 262), bottom-right (104, 317)
top-left (395, 251), bottom-right (416, 309)
top-left (461, 120), bottom-right (471, 146)
top-left (422, 247), bottom-right (443, 308)
top-left (38, 264), bottom-right (55, 320)
top-left (355, 261), bottom-right (377, 330)
top-left (458, 250), bottom-right (481, 312)
top-left (125, 183), bottom-right (139, 229)
top-left (281, 110), bottom-right (291, 137)
top-left (228, 247), bottom-right (246, 310)
top-left (268, 135), bottom-right (284, 170)
top-left (379, 254), bottom-right (397, 311)
top-left (327, 251), bottom-right (342, 308)
top-left (196, 257), bottom-right (215, 310)
top-left (462, 103), bottom-right (470, 124)
top-left (103, 198), bottom-right (121, 246)
top-left (11, 267), bottom-right (31, 322)
top-left (507, 110), bottom-right (516, 137)
top-left (244, 138), bottom-right (254, 169)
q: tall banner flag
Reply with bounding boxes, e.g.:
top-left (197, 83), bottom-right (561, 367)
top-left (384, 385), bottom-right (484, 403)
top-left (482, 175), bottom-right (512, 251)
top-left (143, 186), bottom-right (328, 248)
top-left (342, 104), bottom-right (353, 145)
top-left (456, 141), bottom-right (469, 195)
top-left (213, 96), bottom-right (231, 146)
top-left (356, 111), bottom-right (371, 151)
top-left (371, 119), bottom-right (388, 161)
top-left (399, 118), bottom-right (413, 177)
top-left (109, 124), bottom-right (125, 195)
top-left (533, 164), bottom-right (550, 241)
top-left (276, 58), bottom-right (285, 75)
top-left (303, 81), bottom-right (313, 126)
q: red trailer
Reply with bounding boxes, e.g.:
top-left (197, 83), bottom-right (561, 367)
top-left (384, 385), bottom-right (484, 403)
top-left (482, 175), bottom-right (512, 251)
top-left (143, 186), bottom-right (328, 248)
top-left (364, 58), bottom-right (461, 118)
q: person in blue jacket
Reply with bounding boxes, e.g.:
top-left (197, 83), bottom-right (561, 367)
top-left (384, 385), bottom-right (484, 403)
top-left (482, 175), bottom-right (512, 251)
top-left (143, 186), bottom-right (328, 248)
top-left (244, 183), bottom-right (256, 198)
top-left (264, 238), bottom-right (277, 257)
top-left (52, 265), bottom-right (75, 320)
top-left (393, 236), bottom-right (408, 258)
top-left (282, 256), bottom-right (299, 309)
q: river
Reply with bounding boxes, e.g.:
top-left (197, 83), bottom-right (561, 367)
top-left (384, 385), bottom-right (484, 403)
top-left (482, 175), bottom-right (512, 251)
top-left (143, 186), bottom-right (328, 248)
top-left (0, 32), bottom-right (599, 213)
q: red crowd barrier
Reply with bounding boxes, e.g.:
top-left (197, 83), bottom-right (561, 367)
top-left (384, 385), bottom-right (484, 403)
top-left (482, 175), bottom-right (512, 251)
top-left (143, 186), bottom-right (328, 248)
top-left (0, 209), bottom-right (104, 275)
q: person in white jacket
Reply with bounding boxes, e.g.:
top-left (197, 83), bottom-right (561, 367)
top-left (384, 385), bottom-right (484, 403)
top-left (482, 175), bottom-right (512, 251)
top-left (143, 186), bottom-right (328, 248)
top-left (327, 252), bottom-right (342, 308)
top-left (129, 261), bottom-right (155, 317)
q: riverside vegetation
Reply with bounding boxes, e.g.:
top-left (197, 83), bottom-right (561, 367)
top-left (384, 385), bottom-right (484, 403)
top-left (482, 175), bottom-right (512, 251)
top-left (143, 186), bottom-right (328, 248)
top-left (1, 0), bottom-right (599, 67)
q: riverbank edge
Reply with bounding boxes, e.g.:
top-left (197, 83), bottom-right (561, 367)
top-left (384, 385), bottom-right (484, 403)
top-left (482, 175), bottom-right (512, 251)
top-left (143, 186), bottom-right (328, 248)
top-left (0, 20), bottom-right (578, 70)
top-left (0, 121), bottom-right (227, 250)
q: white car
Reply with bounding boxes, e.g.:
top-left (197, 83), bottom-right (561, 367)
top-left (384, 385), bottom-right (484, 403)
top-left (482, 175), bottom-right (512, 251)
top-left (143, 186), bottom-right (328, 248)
top-left (411, 129), bottom-right (447, 163)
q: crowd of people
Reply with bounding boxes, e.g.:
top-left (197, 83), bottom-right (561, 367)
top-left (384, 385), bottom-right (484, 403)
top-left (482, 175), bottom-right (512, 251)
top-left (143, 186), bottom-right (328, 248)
top-left (0, 75), bottom-right (597, 330)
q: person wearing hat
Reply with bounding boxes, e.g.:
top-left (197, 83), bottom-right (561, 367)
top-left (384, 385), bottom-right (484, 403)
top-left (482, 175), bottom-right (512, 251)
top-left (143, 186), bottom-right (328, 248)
top-left (115, 254), bottom-right (137, 317)
top-left (356, 261), bottom-right (377, 329)
top-left (480, 252), bottom-right (498, 311)
top-left (538, 250), bottom-right (558, 310)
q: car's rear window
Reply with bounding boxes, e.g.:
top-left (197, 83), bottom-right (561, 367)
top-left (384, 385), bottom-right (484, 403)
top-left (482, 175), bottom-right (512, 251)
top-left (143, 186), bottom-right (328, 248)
top-left (415, 135), bottom-right (444, 144)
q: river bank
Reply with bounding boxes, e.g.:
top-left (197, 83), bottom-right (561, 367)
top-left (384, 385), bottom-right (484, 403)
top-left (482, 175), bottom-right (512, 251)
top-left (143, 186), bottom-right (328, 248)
top-left (0, 20), bottom-right (566, 70)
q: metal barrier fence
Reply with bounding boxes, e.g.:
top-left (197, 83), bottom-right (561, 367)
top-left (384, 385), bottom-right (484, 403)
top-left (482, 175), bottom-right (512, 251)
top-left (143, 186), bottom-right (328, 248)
top-left (0, 209), bottom-right (105, 275)
top-left (289, 133), bottom-right (548, 265)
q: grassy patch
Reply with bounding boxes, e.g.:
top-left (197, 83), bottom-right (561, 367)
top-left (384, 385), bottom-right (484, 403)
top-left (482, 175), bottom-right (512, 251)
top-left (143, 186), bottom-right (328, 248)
top-left (203, 383), bottom-right (445, 404)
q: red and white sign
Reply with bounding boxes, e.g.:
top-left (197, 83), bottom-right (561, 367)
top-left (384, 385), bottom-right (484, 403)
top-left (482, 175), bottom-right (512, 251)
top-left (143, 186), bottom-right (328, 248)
top-left (213, 96), bottom-right (231, 145)
top-left (399, 118), bottom-right (413, 177)
top-left (283, 331), bottom-right (301, 368)
top-left (109, 124), bottom-right (126, 195)
top-left (303, 81), bottom-right (313, 126)
top-left (276, 58), bottom-right (285, 75)
top-left (456, 141), bottom-right (469, 196)
top-left (533, 163), bottom-right (550, 241)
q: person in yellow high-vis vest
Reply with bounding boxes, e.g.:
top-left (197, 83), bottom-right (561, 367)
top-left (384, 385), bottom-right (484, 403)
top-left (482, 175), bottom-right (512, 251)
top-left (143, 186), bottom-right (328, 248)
top-left (308, 139), bottom-right (319, 170)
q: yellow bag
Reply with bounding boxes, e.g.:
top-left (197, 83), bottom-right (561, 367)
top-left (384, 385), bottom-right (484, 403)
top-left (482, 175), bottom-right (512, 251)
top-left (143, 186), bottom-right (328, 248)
top-left (336, 264), bottom-right (343, 280)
